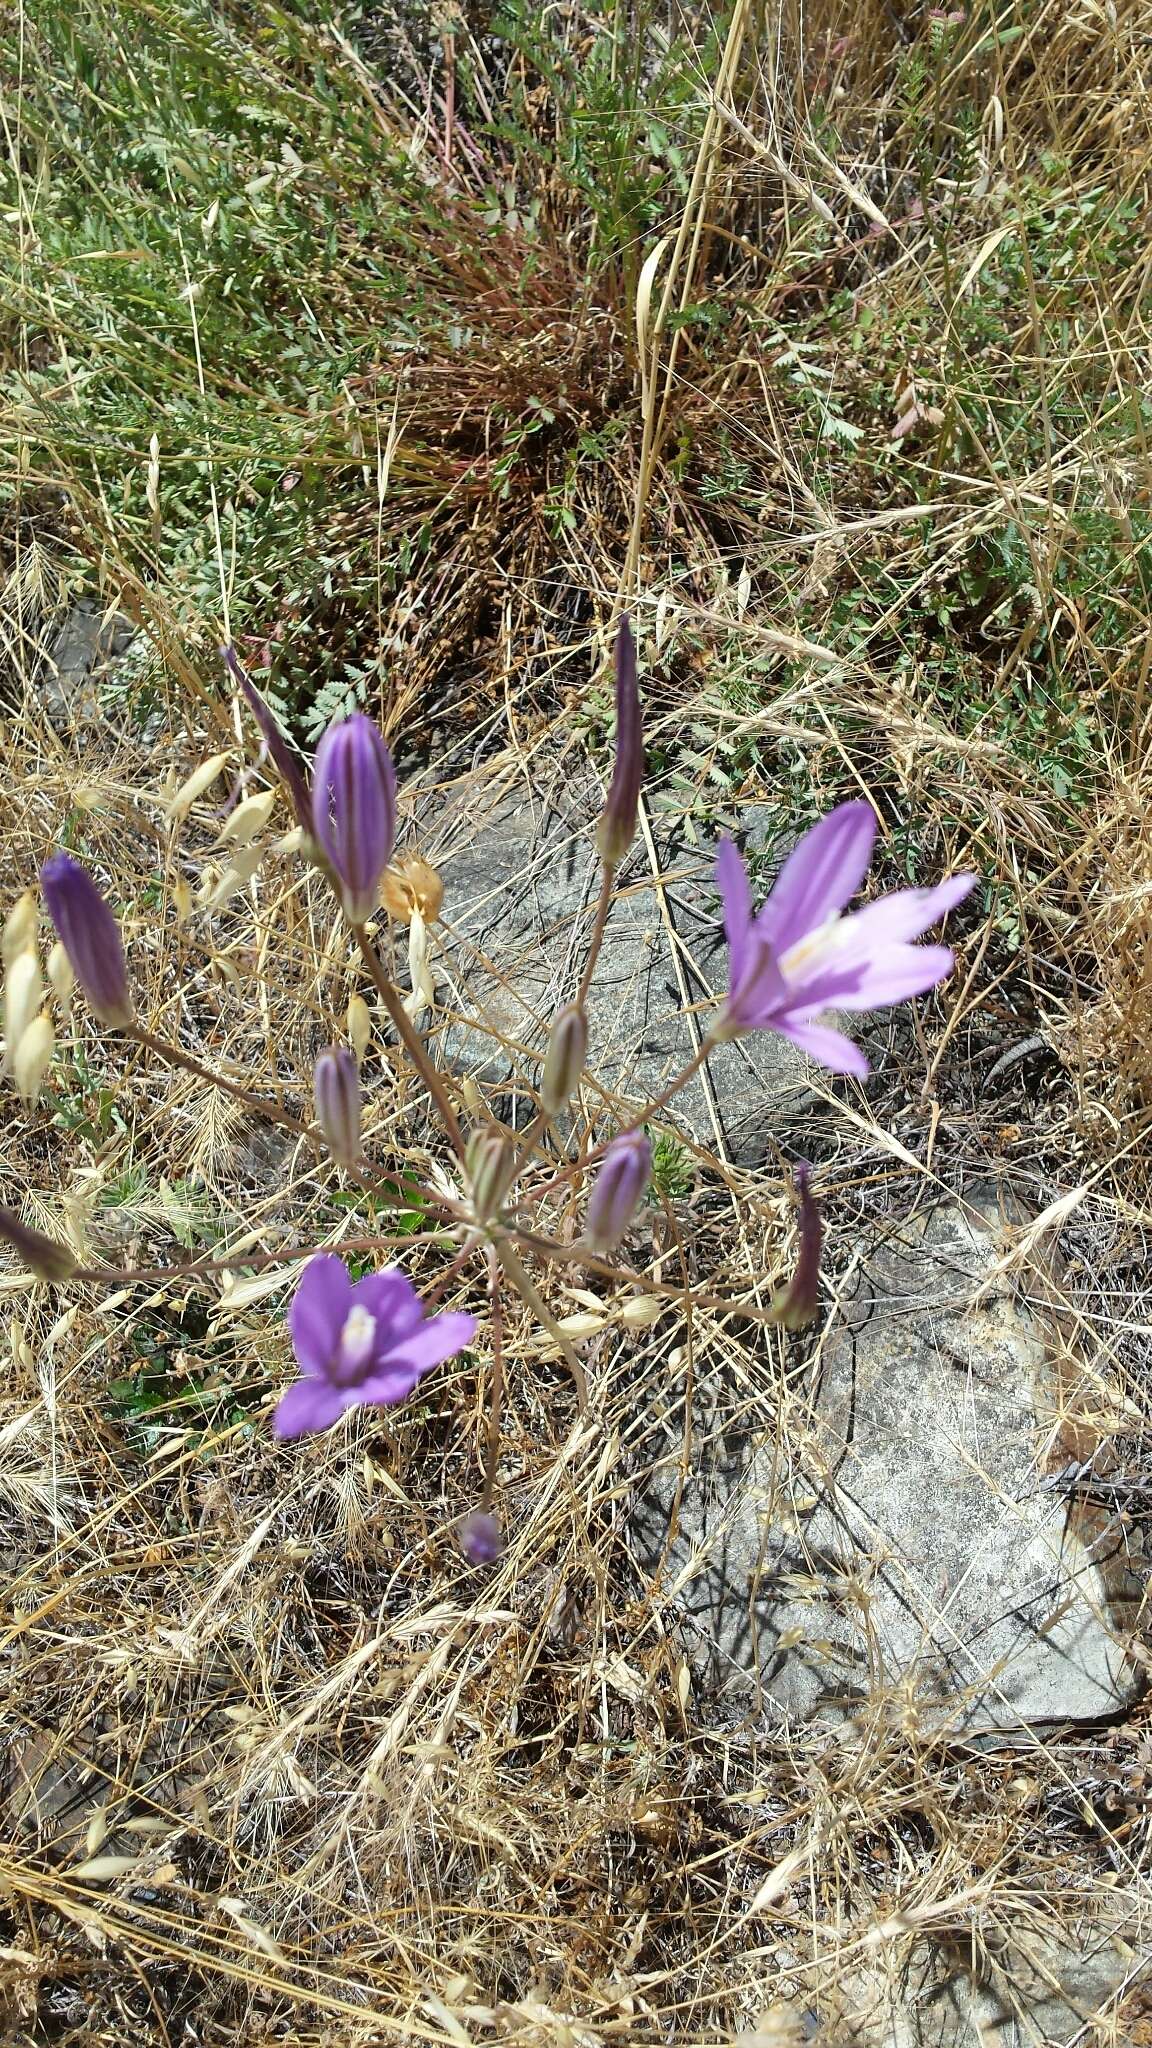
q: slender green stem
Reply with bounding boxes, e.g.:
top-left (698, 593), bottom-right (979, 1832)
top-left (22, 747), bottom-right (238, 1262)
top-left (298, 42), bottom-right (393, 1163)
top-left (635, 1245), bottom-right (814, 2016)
top-left (525, 1038), bottom-right (715, 1205)
top-left (575, 861), bottom-right (615, 1010)
top-left (496, 1237), bottom-right (588, 1412)
top-left (352, 922), bottom-right (466, 1157)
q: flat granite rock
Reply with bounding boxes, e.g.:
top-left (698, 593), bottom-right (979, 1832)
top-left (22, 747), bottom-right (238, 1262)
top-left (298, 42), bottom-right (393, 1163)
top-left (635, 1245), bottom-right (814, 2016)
top-left (633, 1188), bottom-right (1143, 1735)
top-left (409, 759), bottom-right (823, 1165)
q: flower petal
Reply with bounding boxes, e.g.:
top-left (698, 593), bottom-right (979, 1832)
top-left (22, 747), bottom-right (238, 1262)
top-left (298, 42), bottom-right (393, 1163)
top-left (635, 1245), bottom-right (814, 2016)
top-left (773, 1015), bottom-right (871, 1078)
top-left (715, 837), bottom-right (753, 987)
top-left (381, 1310), bottom-right (477, 1386)
top-left (352, 1267), bottom-right (424, 1344)
top-left (288, 1254), bottom-right (352, 1376)
top-left (757, 802), bottom-right (877, 953)
top-left (833, 944), bottom-right (956, 1011)
top-left (273, 1375), bottom-right (354, 1439)
top-left (834, 873), bottom-right (975, 949)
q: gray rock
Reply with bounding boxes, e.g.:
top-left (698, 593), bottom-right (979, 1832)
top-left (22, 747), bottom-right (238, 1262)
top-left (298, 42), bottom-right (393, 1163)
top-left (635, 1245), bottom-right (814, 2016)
top-left (836, 1907), bottom-right (1143, 2046)
top-left (410, 761), bottom-right (823, 1165)
top-left (42, 600), bottom-right (134, 726)
top-left (634, 1189), bottom-right (1143, 1734)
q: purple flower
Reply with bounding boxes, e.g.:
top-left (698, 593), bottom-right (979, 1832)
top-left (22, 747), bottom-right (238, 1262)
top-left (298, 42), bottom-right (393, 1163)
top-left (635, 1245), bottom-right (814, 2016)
top-left (583, 1130), bottom-right (651, 1252)
top-left (223, 646), bottom-right (313, 830)
top-left (311, 714), bottom-right (397, 923)
top-left (458, 1509), bottom-right (503, 1565)
top-left (274, 1253), bottom-right (475, 1440)
top-left (313, 1047), bottom-right (361, 1164)
top-left (40, 853), bottom-right (134, 1028)
top-left (771, 1163), bottom-right (823, 1331)
top-left (596, 616), bottom-right (644, 868)
top-left (710, 804), bottom-right (975, 1077)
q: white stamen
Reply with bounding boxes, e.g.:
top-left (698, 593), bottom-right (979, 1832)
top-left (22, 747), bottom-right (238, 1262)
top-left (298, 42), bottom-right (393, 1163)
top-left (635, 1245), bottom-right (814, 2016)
top-left (779, 914), bottom-right (844, 981)
top-left (338, 1303), bottom-right (377, 1376)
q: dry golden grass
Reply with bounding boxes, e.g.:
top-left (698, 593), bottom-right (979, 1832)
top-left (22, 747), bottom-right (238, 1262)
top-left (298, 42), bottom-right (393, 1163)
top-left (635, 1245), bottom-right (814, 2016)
top-left (2, 0), bottom-right (1151, 2042)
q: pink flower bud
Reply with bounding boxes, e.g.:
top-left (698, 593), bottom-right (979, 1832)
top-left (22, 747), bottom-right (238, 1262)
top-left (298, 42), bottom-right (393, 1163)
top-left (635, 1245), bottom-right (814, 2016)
top-left (540, 1004), bottom-right (587, 1117)
top-left (40, 853), bottom-right (133, 1028)
top-left (583, 1130), bottom-right (651, 1252)
top-left (313, 1047), bottom-right (361, 1165)
top-left (595, 616), bottom-right (644, 869)
top-left (311, 714), bottom-right (397, 923)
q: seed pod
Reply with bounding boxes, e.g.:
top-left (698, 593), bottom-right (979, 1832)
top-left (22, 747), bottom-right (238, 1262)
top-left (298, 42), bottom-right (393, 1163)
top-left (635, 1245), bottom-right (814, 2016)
top-left (540, 1005), bottom-right (587, 1117)
top-left (313, 1046), bottom-right (361, 1165)
top-left (47, 941), bottom-right (74, 1006)
top-left (4, 951), bottom-right (42, 1057)
top-left (347, 993), bottom-right (372, 1061)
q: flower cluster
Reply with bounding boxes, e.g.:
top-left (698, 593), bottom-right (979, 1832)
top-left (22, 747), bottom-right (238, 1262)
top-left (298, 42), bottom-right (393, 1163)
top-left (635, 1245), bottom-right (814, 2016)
top-left (3, 617), bottom-right (976, 1567)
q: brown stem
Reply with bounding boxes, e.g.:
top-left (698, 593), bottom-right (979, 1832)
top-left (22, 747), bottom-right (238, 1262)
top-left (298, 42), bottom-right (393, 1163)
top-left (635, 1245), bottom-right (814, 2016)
top-left (127, 1022), bottom-right (460, 1222)
top-left (352, 923), bottom-right (466, 1158)
top-left (71, 1230), bottom-right (455, 1291)
top-left (482, 1246), bottom-right (503, 1509)
top-left (575, 861), bottom-right (615, 1010)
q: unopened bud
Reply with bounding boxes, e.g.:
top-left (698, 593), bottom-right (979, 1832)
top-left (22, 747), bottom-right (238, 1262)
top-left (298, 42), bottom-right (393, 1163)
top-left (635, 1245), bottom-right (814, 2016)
top-left (540, 1004), bottom-right (587, 1117)
top-left (312, 713), bottom-right (397, 923)
top-left (770, 1162), bottom-right (822, 1331)
top-left (458, 1509), bottom-right (503, 1565)
top-left (583, 1130), bottom-right (651, 1252)
top-left (313, 1046), bottom-right (361, 1164)
top-left (223, 646), bottom-right (313, 831)
top-left (465, 1127), bottom-right (517, 1224)
top-left (40, 853), bottom-right (133, 1028)
top-left (0, 1204), bottom-right (77, 1283)
top-left (595, 615), bottom-right (643, 868)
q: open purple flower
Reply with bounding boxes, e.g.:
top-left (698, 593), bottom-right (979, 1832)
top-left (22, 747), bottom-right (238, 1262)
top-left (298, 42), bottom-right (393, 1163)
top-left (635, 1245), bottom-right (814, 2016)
top-left (274, 1253), bottom-right (474, 1440)
top-left (710, 803), bottom-right (974, 1077)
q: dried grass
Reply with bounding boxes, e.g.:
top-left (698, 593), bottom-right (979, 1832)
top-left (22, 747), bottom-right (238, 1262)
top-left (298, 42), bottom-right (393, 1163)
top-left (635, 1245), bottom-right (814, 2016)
top-left (1, 0), bottom-right (1151, 2042)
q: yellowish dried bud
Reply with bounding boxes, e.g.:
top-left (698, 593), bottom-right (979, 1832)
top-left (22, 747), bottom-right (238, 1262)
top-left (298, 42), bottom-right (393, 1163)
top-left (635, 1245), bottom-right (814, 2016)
top-left (3, 891), bottom-right (38, 967)
top-left (4, 952), bottom-right (43, 1058)
top-left (47, 941), bottom-right (74, 1005)
top-left (347, 993), bottom-right (372, 1060)
top-left (13, 1013), bottom-right (54, 1102)
top-left (380, 853), bottom-right (444, 925)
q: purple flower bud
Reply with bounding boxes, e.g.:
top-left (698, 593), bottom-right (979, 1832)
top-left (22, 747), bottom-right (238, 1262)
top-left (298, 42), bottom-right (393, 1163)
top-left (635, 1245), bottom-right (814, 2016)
top-left (223, 646), bottom-right (313, 831)
top-left (458, 1509), bottom-right (503, 1565)
top-left (0, 1205), bottom-right (76, 1283)
top-left (40, 853), bottom-right (133, 1028)
top-left (583, 1130), bottom-right (651, 1252)
top-left (595, 616), bottom-right (644, 869)
top-left (771, 1163), bottom-right (823, 1331)
top-left (540, 1004), bottom-right (587, 1117)
top-left (311, 713), bottom-right (397, 923)
top-left (313, 1047), bottom-right (361, 1164)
